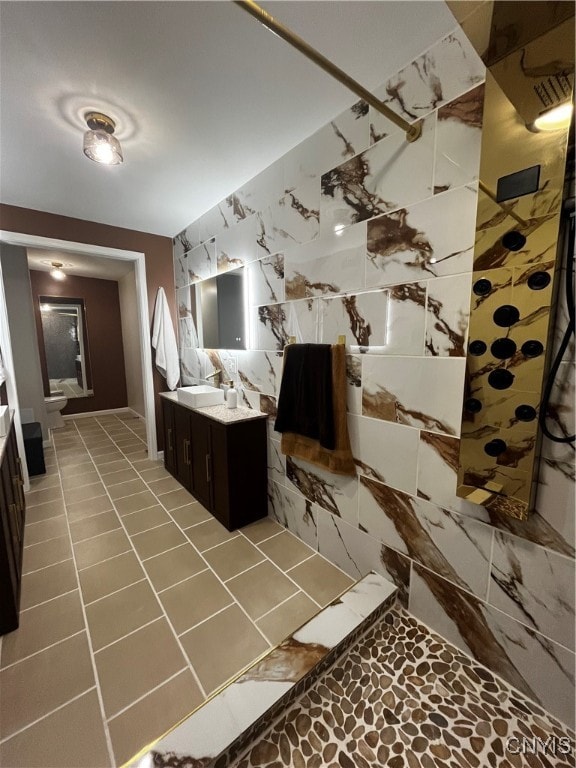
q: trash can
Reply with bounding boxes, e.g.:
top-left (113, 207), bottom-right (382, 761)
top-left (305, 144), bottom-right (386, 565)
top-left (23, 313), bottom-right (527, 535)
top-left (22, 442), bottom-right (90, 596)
top-left (22, 422), bottom-right (46, 476)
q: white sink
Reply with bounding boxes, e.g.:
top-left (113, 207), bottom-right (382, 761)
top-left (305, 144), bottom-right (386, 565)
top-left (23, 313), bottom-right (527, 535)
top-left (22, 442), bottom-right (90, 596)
top-left (177, 385), bottom-right (225, 408)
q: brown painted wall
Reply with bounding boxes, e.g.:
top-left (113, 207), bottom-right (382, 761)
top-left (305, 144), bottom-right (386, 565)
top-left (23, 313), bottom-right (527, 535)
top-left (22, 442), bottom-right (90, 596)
top-left (29, 270), bottom-right (128, 415)
top-left (0, 204), bottom-right (176, 447)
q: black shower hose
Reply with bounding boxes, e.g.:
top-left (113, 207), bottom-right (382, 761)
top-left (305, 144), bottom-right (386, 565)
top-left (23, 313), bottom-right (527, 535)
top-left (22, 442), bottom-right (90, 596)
top-left (538, 211), bottom-right (575, 444)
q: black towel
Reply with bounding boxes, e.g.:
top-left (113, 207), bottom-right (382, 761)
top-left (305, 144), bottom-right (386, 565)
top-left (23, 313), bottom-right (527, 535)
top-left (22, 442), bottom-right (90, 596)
top-left (274, 343), bottom-right (335, 450)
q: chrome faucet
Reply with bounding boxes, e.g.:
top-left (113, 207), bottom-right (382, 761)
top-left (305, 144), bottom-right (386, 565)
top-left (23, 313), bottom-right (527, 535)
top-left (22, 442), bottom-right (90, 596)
top-left (206, 369), bottom-right (223, 388)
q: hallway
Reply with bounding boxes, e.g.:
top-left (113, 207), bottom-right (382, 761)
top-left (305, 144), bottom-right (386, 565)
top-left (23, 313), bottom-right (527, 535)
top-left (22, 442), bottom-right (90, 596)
top-left (0, 413), bottom-right (353, 767)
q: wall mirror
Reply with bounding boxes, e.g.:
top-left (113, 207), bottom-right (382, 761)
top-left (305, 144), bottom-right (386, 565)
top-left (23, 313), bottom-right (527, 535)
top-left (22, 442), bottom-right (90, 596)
top-left (39, 296), bottom-right (94, 398)
top-left (195, 266), bottom-right (247, 350)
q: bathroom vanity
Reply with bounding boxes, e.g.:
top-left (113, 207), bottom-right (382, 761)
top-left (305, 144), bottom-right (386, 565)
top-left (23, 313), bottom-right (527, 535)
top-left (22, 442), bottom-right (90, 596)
top-left (0, 413), bottom-right (26, 635)
top-left (161, 393), bottom-right (268, 531)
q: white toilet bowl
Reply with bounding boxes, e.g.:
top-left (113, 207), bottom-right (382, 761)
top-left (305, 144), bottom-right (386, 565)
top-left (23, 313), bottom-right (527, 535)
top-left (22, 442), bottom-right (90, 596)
top-left (45, 395), bottom-right (68, 429)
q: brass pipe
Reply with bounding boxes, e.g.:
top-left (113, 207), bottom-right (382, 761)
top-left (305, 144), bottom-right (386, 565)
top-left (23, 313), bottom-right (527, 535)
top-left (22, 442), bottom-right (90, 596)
top-left (478, 179), bottom-right (529, 228)
top-left (234, 0), bottom-right (423, 143)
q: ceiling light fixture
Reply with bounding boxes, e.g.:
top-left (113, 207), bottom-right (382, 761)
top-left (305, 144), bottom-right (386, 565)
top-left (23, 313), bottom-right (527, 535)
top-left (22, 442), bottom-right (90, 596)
top-left (83, 111), bottom-right (123, 165)
top-left (529, 101), bottom-right (573, 132)
top-left (50, 262), bottom-right (66, 281)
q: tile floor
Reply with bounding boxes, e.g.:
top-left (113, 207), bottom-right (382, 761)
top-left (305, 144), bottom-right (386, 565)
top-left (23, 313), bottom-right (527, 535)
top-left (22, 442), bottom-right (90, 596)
top-left (0, 412), bottom-right (354, 768)
top-left (49, 377), bottom-right (94, 398)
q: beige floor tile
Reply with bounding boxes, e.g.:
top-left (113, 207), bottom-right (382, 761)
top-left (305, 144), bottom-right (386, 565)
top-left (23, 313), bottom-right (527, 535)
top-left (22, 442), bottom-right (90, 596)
top-left (256, 530), bottom-right (315, 571)
top-left (23, 515), bottom-right (68, 547)
top-left (144, 543), bottom-right (206, 592)
top-left (255, 591), bottom-right (319, 645)
top-left (108, 669), bottom-right (203, 767)
top-left (26, 498), bottom-right (66, 524)
top-left (130, 522), bottom-right (187, 560)
top-left (204, 536), bottom-right (266, 581)
top-left (0, 689), bottom-right (111, 768)
top-left (146, 476), bottom-right (183, 496)
top-left (20, 559), bottom-right (77, 610)
top-left (0, 632), bottom-right (94, 739)
top-left (226, 560), bottom-right (298, 620)
top-left (1, 591), bottom-right (84, 668)
top-left (130, 458), bottom-right (163, 472)
top-left (121, 505), bottom-right (171, 535)
top-left (137, 465), bottom-right (171, 482)
top-left (159, 487), bottom-right (197, 511)
top-left (88, 442), bottom-right (118, 456)
top-left (94, 618), bottom-right (186, 719)
top-left (64, 482), bottom-right (107, 505)
top-left (56, 447), bottom-right (90, 460)
top-left (121, 443), bottom-right (148, 456)
top-left (112, 438), bottom-right (143, 449)
top-left (69, 510), bottom-right (122, 543)
top-left (241, 517), bottom-right (285, 544)
top-left (74, 528), bottom-right (131, 570)
top-left (180, 605), bottom-right (269, 694)
top-left (86, 579), bottom-right (162, 651)
top-left (28, 474), bottom-right (61, 491)
top-left (185, 518), bottom-right (238, 552)
top-left (22, 535), bottom-right (72, 575)
top-left (79, 550), bottom-right (144, 604)
top-left (92, 451), bottom-right (125, 466)
top-left (57, 453), bottom-right (92, 467)
top-left (108, 478), bottom-right (148, 499)
top-left (129, 449), bottom-right (152, 463)
top-left (61, 471), bottom-right (101, 491)
top-left (66, 494), bottom-right (114, 521)
top-left (59, 461), bottom-right (96, 478)
top-left (288, 554), bottom-right (354, 606)
top-left (25, 485), bottom-right (63, 507)
top-left (159, 569), bottom-right (233, 634)
top-left (98, 459), bottom-right (132, 475)
top-left (114, 490), bottom-right (158, 516)
top-left (169, 502), bottom-right (212, 529)
top-left (83, 434), bottom-right (115, 447)
top-left (101, 468), bottom-right (139, 486)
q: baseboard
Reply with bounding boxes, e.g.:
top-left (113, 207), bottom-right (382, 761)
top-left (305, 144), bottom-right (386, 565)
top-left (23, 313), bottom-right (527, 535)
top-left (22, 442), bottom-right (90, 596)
top-left (42, 439), bottom-right (52, 449)
top-left (63, 407), bottom-right (133, 420)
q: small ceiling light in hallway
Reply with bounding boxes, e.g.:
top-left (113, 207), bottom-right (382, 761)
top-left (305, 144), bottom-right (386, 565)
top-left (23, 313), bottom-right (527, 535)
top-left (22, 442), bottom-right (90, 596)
top-left (83, 111), bottom-right (123, 165)
top-left (50, 262), bottom-right (66, 280)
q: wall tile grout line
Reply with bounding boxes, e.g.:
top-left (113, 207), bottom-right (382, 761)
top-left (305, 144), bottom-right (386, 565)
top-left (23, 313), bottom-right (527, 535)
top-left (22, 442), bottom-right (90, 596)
top-left (176, 601), bottom-right (237, 639)
top-left (106, 667), bottom-right (190, 724)
top-left (93, 616), bottom-right (166, 656)
top-left (19, 587), bottom-right (80, 615)
top-left (0, 629), bottom-right (87, 673)
top-left (83, 578), bottom-right (149, 608)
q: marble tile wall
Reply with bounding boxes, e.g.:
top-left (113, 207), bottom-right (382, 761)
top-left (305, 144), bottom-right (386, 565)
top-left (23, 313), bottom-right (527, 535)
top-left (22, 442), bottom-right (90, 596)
top-left (173, 25), bottom-right (575, 727)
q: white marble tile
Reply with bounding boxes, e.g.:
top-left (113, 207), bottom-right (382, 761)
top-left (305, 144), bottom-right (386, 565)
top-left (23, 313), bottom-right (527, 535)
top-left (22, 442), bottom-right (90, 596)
top-left (180, 347), bottom-right (207, 384)
top-left (178, 318), bottom-right (199, 351)
top-left (286, 298), bottom-right (320, 345)
top-left (348, 414), bottom-right (419, 495)
top-left (283, 100), bottom-right (370, 192)
top-left (317, 289), bottom-right (389, 353)
top-left (488, 531), bottom-right (575, 651)
top-left (268, 480), bottom-right (318, 549)
top-left (434, 83), bottom-right (484, 194)
top-left (173, 223), bottom-right (200, 258)
top-left (292, 602), bottom-right (363, 648)
top-left (359, 476), bottom-right (492, 598)
top-left (237, 349), bottom-right (282, 397)
top-left (254, 303), bottom-right (290, 351)
top-left (216, 214), bottom-right (258, 272)
top-left (373, 27), bottom-right (485, 123)
top-left (219, 680), bottom-right (293, 735)
top-left (362, 356), bottom-right (466, 436)
top-left (247, 253), bottom-right (285, 307)
top-left (256, 179), bottom-right (320, 259)
top-left (235, 161), bottom-right (285, 219)
top-left (338, 571), bottom-right (398, 619)
top-left (383, 282), bottom-right (427, 356)
top-left (366, 184), bottom-right (477, 288)
top-left (197, 203), bottom-right (234, 244)
top-left (320, 114), bottom-right (435, 235)
top-left (409, 565), bottom-right (576, 729)
top-left (268, 438), bottom-right (286, 486)
top-left (286, 456), bottom-right (359, 524)
top-left (179, 239), bottom-right (217, 286)
top-left (176, 285), bottom-right (192, 320)
top-left (425, 273), bottom-right (472, 357)
top-left (284, 221), bottom-right (366, 301)
top-left (534, 457), bottom-right (575, 552)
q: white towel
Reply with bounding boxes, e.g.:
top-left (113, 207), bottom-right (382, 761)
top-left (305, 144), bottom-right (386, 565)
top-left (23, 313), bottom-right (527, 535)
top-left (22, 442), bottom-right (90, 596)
top-left (152, 287), bottom-right (180, 391)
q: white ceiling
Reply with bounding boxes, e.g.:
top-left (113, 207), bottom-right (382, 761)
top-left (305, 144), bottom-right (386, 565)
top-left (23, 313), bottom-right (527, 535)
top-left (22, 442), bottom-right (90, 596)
top-left (0, 1), bottom-right (457, 239)
top-left (27, 247), bottom-right (135, 281)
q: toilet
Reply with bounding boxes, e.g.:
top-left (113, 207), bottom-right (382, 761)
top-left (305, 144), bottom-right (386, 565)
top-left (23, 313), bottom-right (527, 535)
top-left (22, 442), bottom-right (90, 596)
top-left (45, 395), bottom-right (68, 429)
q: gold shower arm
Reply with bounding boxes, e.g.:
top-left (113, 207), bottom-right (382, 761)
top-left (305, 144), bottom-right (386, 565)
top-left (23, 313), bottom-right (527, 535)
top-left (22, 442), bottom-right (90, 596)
top-left (234, 0), bottom-right (423, 143)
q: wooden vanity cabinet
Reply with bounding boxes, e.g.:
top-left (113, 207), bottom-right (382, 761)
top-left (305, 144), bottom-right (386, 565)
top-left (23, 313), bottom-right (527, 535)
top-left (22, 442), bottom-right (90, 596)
top-left (0, 417), bottom-right (26, 635)
top-left (162, 398), bottom-right (267, 531)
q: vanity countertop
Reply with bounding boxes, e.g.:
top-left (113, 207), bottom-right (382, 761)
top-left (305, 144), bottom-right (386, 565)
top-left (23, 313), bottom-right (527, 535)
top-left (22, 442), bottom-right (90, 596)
top-left (160, 391), bottom-right (268, 425)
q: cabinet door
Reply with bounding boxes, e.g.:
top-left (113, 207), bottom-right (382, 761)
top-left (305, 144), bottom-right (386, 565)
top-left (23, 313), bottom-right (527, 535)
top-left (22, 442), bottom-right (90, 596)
top-left (210, 424), bottom-right (230, 529)
top-left (174, 404), bottom-right (192, 491)
top-left (189, 412), bottom-right (211, 509)
top-left (162, 399), bottom-right (176, 475)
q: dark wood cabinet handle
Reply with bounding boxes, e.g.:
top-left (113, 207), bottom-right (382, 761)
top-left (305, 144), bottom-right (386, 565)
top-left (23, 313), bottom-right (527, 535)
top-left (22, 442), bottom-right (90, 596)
top-left (205, 454), bottom-right (211, 483)
top-left (168, 428), bottom-right (173, 452)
